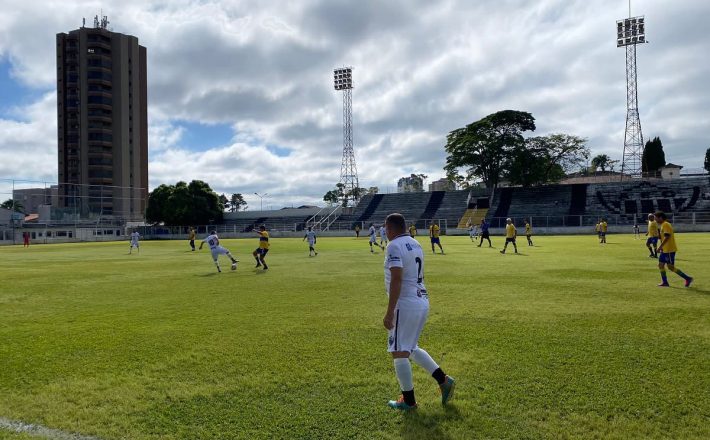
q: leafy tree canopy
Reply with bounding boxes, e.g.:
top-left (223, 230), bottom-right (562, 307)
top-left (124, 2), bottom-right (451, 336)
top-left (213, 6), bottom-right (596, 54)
top-left (146, 180), bottom-right (223, 226)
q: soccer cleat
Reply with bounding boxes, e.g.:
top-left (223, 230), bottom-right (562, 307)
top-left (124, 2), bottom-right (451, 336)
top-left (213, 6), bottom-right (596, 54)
top-left (657, 282), bottom-right (669, 287)
top-left (439, 376), bottom-right (456, 405)
top-left (685, 277), bottom-right (693, 288)
top-left (263, 265), bottom-right (269, 270)
top-left (387, 396), bottom-right (417, 411)
top-left (499, 250), bottom-right (505, 254)
top-left (255, 263), bottom-right (262, 268)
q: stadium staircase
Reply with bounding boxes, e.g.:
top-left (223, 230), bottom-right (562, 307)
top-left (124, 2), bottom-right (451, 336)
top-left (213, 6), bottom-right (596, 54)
top-left (428, 190), bottom-right (479, 229)
top-left (457, 208), bottom-right (489, 228)
top-left (419, 191), bottom-right (446, 220)
top-left (491, 188), bottom-right (513, 220)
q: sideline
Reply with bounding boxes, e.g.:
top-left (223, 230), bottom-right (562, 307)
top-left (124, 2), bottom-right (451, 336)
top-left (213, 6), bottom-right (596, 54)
top-left (0, 417), bottom-right (102, 440)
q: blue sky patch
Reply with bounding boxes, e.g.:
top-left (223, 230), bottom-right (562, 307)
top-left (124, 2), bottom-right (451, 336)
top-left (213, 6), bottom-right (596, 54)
top-left (0, 59), bottom-right (48, 118)
top-left (176, 120), bottom-right (235, 151)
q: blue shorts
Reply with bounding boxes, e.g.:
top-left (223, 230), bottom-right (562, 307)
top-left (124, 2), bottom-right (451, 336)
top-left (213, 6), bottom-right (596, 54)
top-left (255, 248), bottom-right (269, 257)
top-left (658, 252), bottom-right (676, 265)
top-left (430, 237), bottom-right (440, 244)
top-left (646, 237), bottom-right (658, 245)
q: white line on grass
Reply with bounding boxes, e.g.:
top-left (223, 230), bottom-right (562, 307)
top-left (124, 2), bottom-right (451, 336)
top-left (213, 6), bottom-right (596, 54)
top-left (0, 417), bottom-right (102, 440)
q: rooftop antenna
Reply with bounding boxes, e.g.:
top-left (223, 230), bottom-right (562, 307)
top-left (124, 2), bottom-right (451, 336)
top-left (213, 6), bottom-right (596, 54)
top-left (93, 15), bottom-right (99, 28)
top-left (82, 17), bottom-right (86, 28)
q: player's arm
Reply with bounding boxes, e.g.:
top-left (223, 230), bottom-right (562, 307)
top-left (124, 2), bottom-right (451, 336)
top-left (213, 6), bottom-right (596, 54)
top-left (658, 232), bottom-right (670, 252)
top-left (384, 267), bottom-right (403, 330)
top-left (198, 237), bottom-right (207, 250)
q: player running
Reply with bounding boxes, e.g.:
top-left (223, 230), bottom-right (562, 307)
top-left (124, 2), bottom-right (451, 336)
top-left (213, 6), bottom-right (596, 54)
top-left (188, 227), bottom-right (196, 251)
top-left (654, 211), bottom-right (693, 288)
top-left (379, 225), bottom-right (389, 247)
top-left (369, 223), bottom-right (384, 253)
top-left (253, 225), bottom-right (270, 270)
top-left (303, 226), bottom-right (318, 256)
top-left (429, 221), bottom-right (444, 254)
top-left (645, 213), bottom-right (659, 258)
top-left (199, 230), bottom-right (238, 273)
top-left (129, 230), bottom-right (140, 254)
top-left (382, 213), bottom-right (455, 410)
top-left (500, 218), bottom-right (518, 254)
top-left (524, 219), bottom-right (533, 246)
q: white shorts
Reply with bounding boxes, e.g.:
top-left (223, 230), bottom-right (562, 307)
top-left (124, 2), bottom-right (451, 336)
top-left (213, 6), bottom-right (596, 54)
top-left (211, 246), bottom-right (230, 260)
top-left (308, 239), bottom-right (315, 246)
top-left (131, 241), bottom-right (139, 247)
top-left (381, 237), bottom-right (388, 242)
top-left (388, 307), bottom-right (429, 353)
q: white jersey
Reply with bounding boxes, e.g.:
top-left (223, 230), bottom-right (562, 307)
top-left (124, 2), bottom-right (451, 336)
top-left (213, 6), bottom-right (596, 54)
top-left (379, 227), bottom-right (387, 240)
top-left (130, 232), bottom-right (140, 244)
top-left (369, 226), bottom-right (377, 242)
top-left (203, 234), bottom-right (220, 250)
top-left (305, 230), bottom-right (317, 244)
top-left (384, 234), bottom-right (429, 310)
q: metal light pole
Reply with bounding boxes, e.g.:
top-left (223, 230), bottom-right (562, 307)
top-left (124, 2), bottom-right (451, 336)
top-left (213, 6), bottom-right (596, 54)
top-left (334, 67), bottom-right (360, 206)
top-left (616, 5), bottom-right (648, 179)
top-left (254, 192), bottom-right (268, 211)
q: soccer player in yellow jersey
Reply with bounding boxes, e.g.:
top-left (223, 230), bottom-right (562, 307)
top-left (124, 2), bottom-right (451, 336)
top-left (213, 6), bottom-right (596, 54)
top-left (524, 219), bottom-right (533, 246)
top-left (599, 218), bottom-right (608, 244)
top-left (409, 224), bottom-right (417, 237)
top-left (188, 227), bottom-right (196, 251)
top-left (595, 220), bottom-right (601, 241)
top-left (645, 213), bottom-right (659, 258)
top-left (428, 222), bottom-right (444, 254)
top-left (500, 218), bottom-right (518, 254)
top-left (253, 225), bottom-right (270, 270)
top-left (654, 211), bottom-right (693, 288)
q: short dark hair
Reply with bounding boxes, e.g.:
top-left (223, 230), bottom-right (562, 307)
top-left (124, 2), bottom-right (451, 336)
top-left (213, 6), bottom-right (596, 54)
top-left (259, 225), bottom-right (266, 230)
top-left (654, 211), bottom-right (667, 220)
top-left (385, 213), bottom-right (406, 232)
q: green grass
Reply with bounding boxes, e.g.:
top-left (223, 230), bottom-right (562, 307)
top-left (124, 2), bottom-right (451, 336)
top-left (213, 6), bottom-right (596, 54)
top-left (0, 234), bottom-right (709, 439)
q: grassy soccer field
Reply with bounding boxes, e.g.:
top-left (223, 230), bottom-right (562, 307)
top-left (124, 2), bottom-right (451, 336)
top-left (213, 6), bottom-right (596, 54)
top-left (1, 234), bottom-right (709, 440)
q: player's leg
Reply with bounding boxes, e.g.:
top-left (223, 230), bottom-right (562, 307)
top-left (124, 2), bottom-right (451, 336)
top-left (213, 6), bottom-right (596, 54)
top-left (437, 242), bottom-right (444, 254)
top-left (500, 239), bottom-right (508, 254)
top-left (645, 238), bottom-right (654, 257)
top-left (259, 249), bottom-right (268, 270)
top-left (387, 309), bottom-right (418, 410)
top-left (657, 259), bottom-right (669, 286)
top-left (410, 347), bottom-right (455, 405)
top-left (253, 248), bottom-right (261, 267)
top-left (666, 253), bottom-right (692, 286)
top-left (211, 250), bottom-right (221, 272)
top-left (512, 239), bottom-right (518, 253)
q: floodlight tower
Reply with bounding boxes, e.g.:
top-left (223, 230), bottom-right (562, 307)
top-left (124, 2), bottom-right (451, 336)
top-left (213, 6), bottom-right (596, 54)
top-left (616, 6), bottom-right (648, 179)
top-left (334, 67), bottom-right (359, 206)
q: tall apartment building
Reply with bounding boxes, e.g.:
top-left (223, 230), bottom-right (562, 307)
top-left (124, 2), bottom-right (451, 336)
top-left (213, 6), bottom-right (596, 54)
top-left (56, 16), bottom-right (147, 220)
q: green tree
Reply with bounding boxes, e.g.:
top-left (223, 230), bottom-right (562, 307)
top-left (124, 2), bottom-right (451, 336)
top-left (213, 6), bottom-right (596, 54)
top-left (230, 193), bottom-right (247, 212)
top-left (323, 183), bottom-right (363, 207)
top-left (219, 194), bottom-right (229, 211)
top-left (0, 199), bottom-right (24, 212)
top-left (704, 147), bottom-right (710, 174)
top-left (445, 110), bottom-right (536, 189)
top-left (591, 154), bottom-right (612, 172)
top-left (367, 186), bottom-right (379, 195)
top-left (146, 180), bottom-right (223, 226)
top-left (323, 189), bottom-right (340, 206)
top-left (507, 134), bottom-right (589, 187)
top-left (642, 136), bottom-right (666, 173)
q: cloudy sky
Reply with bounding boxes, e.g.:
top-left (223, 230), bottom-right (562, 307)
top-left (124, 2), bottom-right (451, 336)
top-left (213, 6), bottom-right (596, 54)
top-left (1, 0), bottom-right (708, 209)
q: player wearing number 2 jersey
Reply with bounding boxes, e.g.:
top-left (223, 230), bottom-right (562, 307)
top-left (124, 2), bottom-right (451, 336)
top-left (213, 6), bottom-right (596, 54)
top-left (382, 213), bottom-right (455, 411)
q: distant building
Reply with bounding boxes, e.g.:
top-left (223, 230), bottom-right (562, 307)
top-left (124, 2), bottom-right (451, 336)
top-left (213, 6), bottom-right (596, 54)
top-left (397, 174), bottom-right (425, 193)
top-left (12, 186), bottom-right (58, 214)
top-left (56, 16), bottom-right (148, 221)
top-left (428, 178), bottom-right (456, 192)
top-left (660, 163), bottom-right (683, 180)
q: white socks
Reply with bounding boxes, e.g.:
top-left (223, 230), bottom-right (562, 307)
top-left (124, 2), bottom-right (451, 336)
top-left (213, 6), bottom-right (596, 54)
top-left (393, 358), bottom-right (414, 392)
top-left (410, 348), bottom-right (439, 375)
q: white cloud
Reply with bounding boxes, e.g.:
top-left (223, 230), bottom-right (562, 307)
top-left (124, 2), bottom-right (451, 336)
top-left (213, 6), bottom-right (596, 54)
top-left (0, 0), bottom-right (708, 209)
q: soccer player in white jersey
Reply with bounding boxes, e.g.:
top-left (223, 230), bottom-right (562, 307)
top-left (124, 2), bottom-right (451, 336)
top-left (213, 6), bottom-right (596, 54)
top-left (369, 223), bottom-right (384, 253)
top-left (379, 225), bottom-right (389, 247)
top-left (382, 213), bottom-right (455, 410)
top-left (303, 226), bottom-right (318, 256)
top-left (198, 230), bottom-right (238, 273)
top-left (129, 230), bottom-right (140, 254)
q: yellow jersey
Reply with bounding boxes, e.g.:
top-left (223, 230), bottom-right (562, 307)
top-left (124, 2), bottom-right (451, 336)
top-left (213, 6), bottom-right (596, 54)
top-left (525, 224), bottom-right (531, 234)
top-left (409, 225), bottom-right (416, 236)
top-left (506, 224), bottom-right (516, 238)
top-left (647, 220), bottom-right (659, 237)
top-left (600, 222), bottom-right (608, 232)
top-left (429, 224), bottom-right (440, 238)
top-left (595, 223), bottom-right (600, 232)
top-left (188, 230), bottom-right (196, 240)
top-left (659, 221), bottom-right (677, 253)
top-left (258, 231), bottom-right (270, 249)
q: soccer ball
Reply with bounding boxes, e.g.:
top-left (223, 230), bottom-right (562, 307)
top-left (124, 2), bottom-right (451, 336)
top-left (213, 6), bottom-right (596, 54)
top-left (231, 262), bottom-right (237, 271)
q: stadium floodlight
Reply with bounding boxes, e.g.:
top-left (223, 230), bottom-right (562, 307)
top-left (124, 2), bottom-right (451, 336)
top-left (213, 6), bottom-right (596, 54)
top-left (254, 192), bottom-right (268, 211)
top-left (333, 67), bottom-right (353, 90)
top-left (617, 10), bottom-right (648, 179)
top-left (616, 16), bottom-right (646, 47)
top-left (333, 67), bottom-right (359, 206)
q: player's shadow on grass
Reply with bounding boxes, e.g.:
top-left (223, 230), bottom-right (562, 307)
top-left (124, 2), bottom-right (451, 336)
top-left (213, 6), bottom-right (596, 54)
top-left (401, 405), bottom-right (462, 439)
